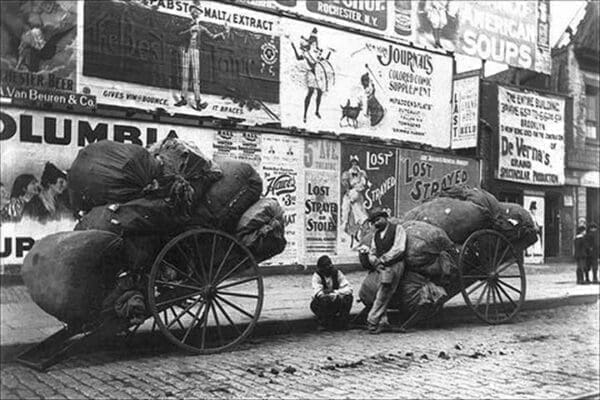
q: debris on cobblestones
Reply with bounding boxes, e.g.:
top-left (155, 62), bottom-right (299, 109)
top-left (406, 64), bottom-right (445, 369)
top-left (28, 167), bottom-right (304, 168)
top-left (438, 351), bottom-right (451, 360)
top-left (283, 366), bottom-right (297, 374)
top-left (405, 352), bottom-right (414, 357)
top-left (454, 344), bottom-right (462, 350)
top-left (420, 354), bottom-right (429, 360)
top-left (468, 351), bottom-right (486, 359)
top-left (270, 368), bottom-right (279, 375)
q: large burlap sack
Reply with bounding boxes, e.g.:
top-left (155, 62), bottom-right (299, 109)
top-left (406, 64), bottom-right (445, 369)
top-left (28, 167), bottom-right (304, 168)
top-left (68, 141), bottom-right (164, 212)
top-left (148, 135), bottom-right (222, 199)
top-left (493, 202), bottom-right (539, 250)
top-left (236, 198), bottom-right (286, 263)
top-left (22, 230), bottom-right (126, 325)
top-left (438, 185), bottom-right (502, 217)
top-left (403, 198), bottom-right (493, 244)
top-left (193, 160), bottom-right (263, 232)
top-left (401, 220), bottom-right (455, 267)
top-left (397, 271), bottom-right (448, 315)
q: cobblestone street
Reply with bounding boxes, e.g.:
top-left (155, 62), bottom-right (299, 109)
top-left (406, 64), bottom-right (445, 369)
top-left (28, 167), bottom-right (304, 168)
top-left (1, 302), bottom-right (598, 399)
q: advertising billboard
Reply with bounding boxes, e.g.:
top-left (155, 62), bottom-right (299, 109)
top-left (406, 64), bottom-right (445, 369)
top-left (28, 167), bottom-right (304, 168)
top-left (451, 71), bottom-right (479, 149)
top-left (280, 18), bottom-right (453, 148)
top-left (77, 0), bottom-right (280, 124)
top-left (338, 143), bottom-right (398, 260)
top-left (396, 148), bottom-right (480, 216)
top-left (497, 86), bottom-right (565, 186)
top-left (413, 1), bottom-right (551, 74)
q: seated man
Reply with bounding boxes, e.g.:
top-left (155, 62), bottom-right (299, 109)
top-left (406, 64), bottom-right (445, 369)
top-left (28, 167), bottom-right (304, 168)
top-left (310, 255), bottom-right (353, 330)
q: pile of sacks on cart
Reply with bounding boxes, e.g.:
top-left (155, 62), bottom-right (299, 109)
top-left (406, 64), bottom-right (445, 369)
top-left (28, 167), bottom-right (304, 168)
top-left (357, 186), bottom-right (539, 319)
top-left (23, 135), bottom-right (287, 327)
top-left (22, 134), bottom-right (540, 328)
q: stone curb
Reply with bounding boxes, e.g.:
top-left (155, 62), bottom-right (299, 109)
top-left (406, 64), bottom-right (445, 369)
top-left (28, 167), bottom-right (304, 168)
top-left (2, 293), bottom-right (597, 366)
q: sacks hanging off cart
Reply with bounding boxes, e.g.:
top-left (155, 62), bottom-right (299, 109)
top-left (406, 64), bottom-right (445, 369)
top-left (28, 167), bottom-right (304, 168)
top-left (357, 270), bottom-right (446, 315)
top-left (21, 230), bottom-right (126, 325)
top-left (493, 202), bottom-right (539, 250)
top-left (148, 134), bottom-right (222, 200)
top-left (402, 220), bottom-right (455, 268)
top-left (68, 141), bottom-right (164, 212)
top-left (403, 197), bottom-right (493, 244)
top-left (236, 198), bottom-right (286, 263)
top-left (193, 160), bottom-right (263, 232)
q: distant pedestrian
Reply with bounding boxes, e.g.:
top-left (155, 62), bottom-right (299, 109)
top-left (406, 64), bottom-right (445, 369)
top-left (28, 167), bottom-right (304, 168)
top-left (574, 225), bottom-right (588, 284)
top-left (585, 222), bottom-right (599, 284)
top-left (310, 255), bottom-right (353, 330)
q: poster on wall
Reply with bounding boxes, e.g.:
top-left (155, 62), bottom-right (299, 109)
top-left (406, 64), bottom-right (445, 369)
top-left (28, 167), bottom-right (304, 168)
top-left (0, 1), bottom-right (79, 103)
top-left (497, 86), bottom-right (565, 186)
top-left (0, 107), bottom-right (217, 265)
top-left (260, 134), bottom-right (304, 265)
top-left (235, 0), bottom-right (415, 43)
top-left (303, 138), bottom-right (340, 264)
top-left (397, 149), bottom-right (480, 216)
top-left (523, 195), bottom-right (544, 264)
top-left (280, 18), bottom-right (453, 148)
top-left (212, 130), bottom-right (262, 168)
top-left (451, 71), bottom-right (479, 149)
top-left (413, 1), bottom-right (551, 74)
top-left (78, 0), bottom-right (280, 124)
top-left (338, 143), bottom-right (398, 261)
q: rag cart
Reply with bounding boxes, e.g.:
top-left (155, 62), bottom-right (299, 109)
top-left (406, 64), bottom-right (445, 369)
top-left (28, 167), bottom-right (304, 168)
top-left (16, 228), bottom-right (265, 371)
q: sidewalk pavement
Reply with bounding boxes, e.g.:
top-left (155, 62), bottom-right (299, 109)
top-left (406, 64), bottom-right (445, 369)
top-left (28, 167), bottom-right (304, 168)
top-left (1, 262), bottom-right (599, 354)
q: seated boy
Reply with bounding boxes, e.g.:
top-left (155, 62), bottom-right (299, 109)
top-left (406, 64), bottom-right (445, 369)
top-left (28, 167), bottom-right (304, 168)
top-left (310, 255), bottom-right (353, 330)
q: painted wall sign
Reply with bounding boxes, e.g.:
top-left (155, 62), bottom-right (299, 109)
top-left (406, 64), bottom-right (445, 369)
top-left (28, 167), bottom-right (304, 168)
top-left (497, 86), bottom-right (565, 186)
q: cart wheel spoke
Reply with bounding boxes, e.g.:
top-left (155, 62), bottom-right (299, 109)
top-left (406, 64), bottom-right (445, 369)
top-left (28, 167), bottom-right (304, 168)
top-left (156, 291), bottom-right (203, 308)
top-left (182, 301), bottom-right (206, 344)
top-left (193, 235), bottom-right (209, 284)
top-left (170, 307), bottom-right (186, 331)
top-left (208, 234), bottom-right (218, 282)
top-left (462, 274), bottom-right (489, 279)
top-left (484, 284), bottom-right (491, 319)
top-left (217, 275), bottom-right (260, 291)
top-left (215, 294), bottom-right (255, 320)
top-left (218, 291), bottom-right (260, 299)
top-left (466, 279), bottom-right (487, 296)
top-left (199, 301), bottom-right (211, 349)
top-left (167, 298), bottom-right (202, 329)
top-left (155, 279), bottom-right (203, 292)
top-left (213, 297), bottom-right (242, 337)
top-left (495, 281), bottom-right (518, 310)
top-left (173, 243), bottom-right (202, 283)
top-left (475, 284), bottom-right (489, 308)
top-left (210, 302), bottom-right (224, 347)
top-left (160, 259), bottom-right (202, 287)
top-left (211, 242), bottom-right (235, 285)
top-left (496, 279), bottom-right (521, 294)
top-left (493, 284), bottom-right (512, 317)
top-left (214, 257), bottom-right (251, 286)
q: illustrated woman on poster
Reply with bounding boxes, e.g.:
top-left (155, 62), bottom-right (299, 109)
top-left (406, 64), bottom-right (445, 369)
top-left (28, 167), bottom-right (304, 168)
top-left (526, 201), bottom-right (544, 256)
top-left (175, 5), bottom-right (229, 111)
top-left (360, 69), bottom-right (385, 127)
top-left (341, 156), bottom-right (370, 247)
top-left (290, 27), bottom-right (335, 123)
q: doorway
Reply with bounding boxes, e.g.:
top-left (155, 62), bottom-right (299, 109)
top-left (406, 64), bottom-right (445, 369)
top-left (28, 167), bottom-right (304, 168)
top-left (544, 193), bottom-right (561, 257)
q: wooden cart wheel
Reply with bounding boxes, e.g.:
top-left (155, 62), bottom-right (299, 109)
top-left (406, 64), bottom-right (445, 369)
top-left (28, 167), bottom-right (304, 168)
top-left (147, 229), bottom-right (263, 354)
top-left (458, 229), bottom-right (526, 325)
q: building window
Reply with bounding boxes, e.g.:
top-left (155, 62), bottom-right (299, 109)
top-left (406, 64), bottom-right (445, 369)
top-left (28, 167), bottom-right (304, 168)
top-left (585, 84), bottom-right (599, 140)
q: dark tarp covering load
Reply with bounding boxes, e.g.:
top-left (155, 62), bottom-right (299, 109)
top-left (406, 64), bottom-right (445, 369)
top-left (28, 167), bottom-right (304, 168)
top-left (68, 141), bottom-right (163, 212)
top-left (403, 197), bottom-right (493, 244)
top-left (193, 160), bottom-right (263, 232)
top-left (22, 230), bottom-right (125, 325)
top-left (236, 198), bottom-right (286, 263)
